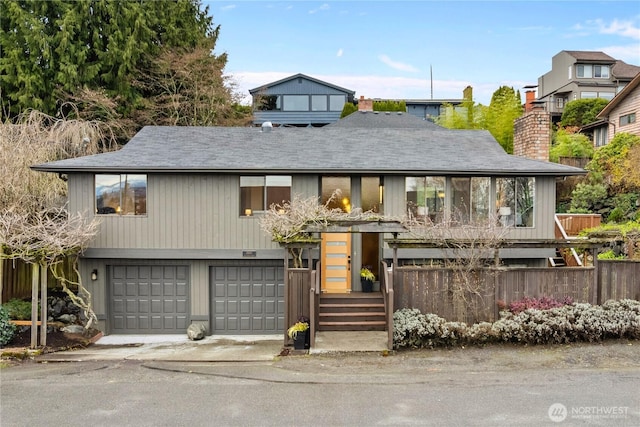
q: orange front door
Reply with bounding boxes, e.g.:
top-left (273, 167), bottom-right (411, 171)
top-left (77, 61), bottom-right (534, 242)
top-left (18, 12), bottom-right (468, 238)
top-left (321, 233), bottom-right (352, 293)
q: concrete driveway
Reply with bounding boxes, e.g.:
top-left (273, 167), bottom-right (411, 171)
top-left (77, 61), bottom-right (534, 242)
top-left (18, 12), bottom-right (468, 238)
top-left (37, 331), bottom-right (389, 362)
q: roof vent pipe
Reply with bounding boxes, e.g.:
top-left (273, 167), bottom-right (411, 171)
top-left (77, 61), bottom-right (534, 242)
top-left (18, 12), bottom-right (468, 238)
top-left (261, 121), bottom-right (273, 132)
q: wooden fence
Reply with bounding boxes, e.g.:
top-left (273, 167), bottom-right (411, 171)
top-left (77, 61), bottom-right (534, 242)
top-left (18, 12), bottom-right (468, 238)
top-left (2, 258), bottom-right (78, 303)
top-left (286, 268), bottom-right (312, 343)
top-left (394, 260), bottom-right (640, 324)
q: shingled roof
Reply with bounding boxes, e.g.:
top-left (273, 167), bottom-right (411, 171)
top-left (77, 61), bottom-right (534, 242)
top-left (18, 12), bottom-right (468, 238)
top-left (564, 51), bottom-right (615, 62)
top-left (33, 126), bottom-right (585, 177)
top-left (326, 110), bottom-right (443, 129)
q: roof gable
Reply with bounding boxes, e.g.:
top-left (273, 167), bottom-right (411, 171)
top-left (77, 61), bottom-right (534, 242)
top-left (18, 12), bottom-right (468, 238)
top-left (248, 73), bottom-right (355, 95)
top-left (597, 72), bottom-right (640, 119)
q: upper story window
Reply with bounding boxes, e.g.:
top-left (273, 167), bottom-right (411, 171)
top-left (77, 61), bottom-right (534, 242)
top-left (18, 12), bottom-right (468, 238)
top-left (240, 176), bottom-right (291, 216)
top-left (95, 174), bottom-right (147, 215)
top-left (282, 95), bottom-right (308, 111)
top-left (556, 97), bottom-right (566, 109)
top-left (255, 95), bottom-right (281, 111)
top-left (255, 94), bottom-right (347, 112)
top-left (620, 112), bottom-right (636, 127)
top-left (406, 176), bottom-right (446, 223)
top-left (312, 95), bottom-right (327, 111)
top-left (576, 64), bottom-right (610, 79)
top-left (580, 91), bottom-right (614, 100)
top-left (496, 177), bottom-right (535, 227)
top-left (329, 95), bottom-right (346, 111)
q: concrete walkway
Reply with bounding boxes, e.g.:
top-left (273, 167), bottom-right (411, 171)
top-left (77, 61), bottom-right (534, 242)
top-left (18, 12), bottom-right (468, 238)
top-left (38, 331), bottom-right (389, 362)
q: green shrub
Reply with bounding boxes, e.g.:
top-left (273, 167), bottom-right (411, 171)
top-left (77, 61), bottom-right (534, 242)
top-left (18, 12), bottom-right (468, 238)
top-left (598, 250), bottom-right (626, 260)
top-left (0, 306), bottom-right (17, 346)
top-left (607, 207), bottom-right (624, 223)
top-left (569, 182), bottom-right (608, 213)
top-left (2, 299), bottom-right (35, 320)
top-left (393, 300), bottom-right (640, 349)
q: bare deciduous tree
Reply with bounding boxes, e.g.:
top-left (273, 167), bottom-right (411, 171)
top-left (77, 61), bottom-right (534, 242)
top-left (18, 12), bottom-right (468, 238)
top-left (259, 191), bottom-right (383, 268)
top-left (403, 213), bottom-right (511, 322)
top-left (1, 110), bottom-right (117, 330)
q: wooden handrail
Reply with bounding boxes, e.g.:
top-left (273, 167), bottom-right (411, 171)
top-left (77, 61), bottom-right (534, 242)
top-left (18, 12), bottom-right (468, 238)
top-left (554, 215), bottom-right (583, 266)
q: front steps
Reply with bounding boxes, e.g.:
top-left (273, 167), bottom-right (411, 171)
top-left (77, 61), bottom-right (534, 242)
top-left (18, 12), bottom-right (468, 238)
top-left (319, 292), bottom-right (386, 331)
top-left (549, 249), bottom-right (567, 267)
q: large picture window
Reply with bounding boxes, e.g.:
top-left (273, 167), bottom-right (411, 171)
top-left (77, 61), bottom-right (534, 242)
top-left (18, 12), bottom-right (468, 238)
top-left (329, 95), bottom-right (346, 111)
top-left (240, 176), bottom-right (291, 216)
top-left (282, 95), bottom-right (309, 111)
top-left (406, 176), bottom-right (446, 223)
top-left (496, 177), bottom-right (535, 227)
top-left (95, 174), bottom-right (147, 215)
top-left (452, 177), bottom-right (490, 224)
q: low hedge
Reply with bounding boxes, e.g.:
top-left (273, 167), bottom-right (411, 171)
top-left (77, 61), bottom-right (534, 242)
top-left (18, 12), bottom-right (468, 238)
top-left (393, 299), bottom-right (640, 349)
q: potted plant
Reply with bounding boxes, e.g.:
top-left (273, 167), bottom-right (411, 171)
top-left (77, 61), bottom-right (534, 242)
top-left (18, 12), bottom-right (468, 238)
top-left (287, 319), bottom-right (309, 350)
top-left (360, 266), bottom-right (375, 293)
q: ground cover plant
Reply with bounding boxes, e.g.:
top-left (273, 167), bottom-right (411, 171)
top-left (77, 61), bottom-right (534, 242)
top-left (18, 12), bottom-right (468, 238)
top-left (393, 299), bottom-right (640, 349)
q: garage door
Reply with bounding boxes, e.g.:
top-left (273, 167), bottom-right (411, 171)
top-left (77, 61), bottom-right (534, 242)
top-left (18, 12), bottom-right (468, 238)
top-left (110, 265), bottom-right (189, 334)
top-left (210, 264), bottom-right (284, 334)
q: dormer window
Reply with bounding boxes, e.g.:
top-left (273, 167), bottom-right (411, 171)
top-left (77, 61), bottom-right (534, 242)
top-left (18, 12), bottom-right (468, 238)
top-left (576, 64), bottom-right (610, 79)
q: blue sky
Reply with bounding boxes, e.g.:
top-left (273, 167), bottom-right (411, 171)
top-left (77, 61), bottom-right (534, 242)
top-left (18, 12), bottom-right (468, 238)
top-left (205, 1), bottom-right (640, 105)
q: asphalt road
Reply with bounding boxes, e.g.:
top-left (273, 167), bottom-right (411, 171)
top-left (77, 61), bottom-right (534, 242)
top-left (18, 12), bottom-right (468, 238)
top-left (1, 341), bottom-right (639, 426)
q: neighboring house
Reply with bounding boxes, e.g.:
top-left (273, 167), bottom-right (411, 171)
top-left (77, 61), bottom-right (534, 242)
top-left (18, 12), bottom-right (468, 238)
top-left (587, 72), bottom-right (640, 146)
top-left (373, 98), bottom-right (463, 121)
top-left (326, 109), bottom-right (443, 129)
top-left (249, 73), bottom-right (355, 127)
top-left (32, 121), bottom-right (585, 336)
top-left (537, 50), bottom-right (640, 123)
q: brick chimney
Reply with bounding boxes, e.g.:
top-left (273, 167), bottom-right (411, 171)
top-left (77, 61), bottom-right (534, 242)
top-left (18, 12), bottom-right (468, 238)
top-left (513, 109), bottom-right (551, 161)
top-left (358, 95), bottom-right (373, 112)
top-left (524, 90), bottom-right (536, 113)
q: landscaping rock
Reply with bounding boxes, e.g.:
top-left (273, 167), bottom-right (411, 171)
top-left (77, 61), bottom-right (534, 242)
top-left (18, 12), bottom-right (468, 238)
top-left (58, 314), bottom-right (77, 324)
top-left (61, 324), bottom-right (85, 334)
top-left (187, 323), bottom-right (206, 340)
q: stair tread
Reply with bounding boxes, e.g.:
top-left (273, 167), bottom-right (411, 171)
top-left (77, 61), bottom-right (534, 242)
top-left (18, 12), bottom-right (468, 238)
top-left (320, 303), bottom-right (384, 308)
top-left (319, 321), bottom-right (387, 325)
top-left (320, 312), bottom-right (385, 317)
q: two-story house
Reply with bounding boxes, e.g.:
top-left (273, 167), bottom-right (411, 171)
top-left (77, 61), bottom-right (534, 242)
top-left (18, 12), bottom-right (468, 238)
top-left (537, 50), bottom-right (640, 123)
top-left (587, 72), bottom-right (640, 147)
top-left (33, 120), bottom-right (585, 337)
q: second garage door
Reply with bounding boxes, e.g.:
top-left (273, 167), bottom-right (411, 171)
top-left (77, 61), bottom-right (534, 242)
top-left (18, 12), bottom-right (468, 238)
top-left (210, 264), bottom-right (284, 334)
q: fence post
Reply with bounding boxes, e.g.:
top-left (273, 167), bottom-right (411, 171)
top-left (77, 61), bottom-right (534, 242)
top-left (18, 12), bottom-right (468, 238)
top-left (40, 264), bottom-right (47, 347)
top-left (594, 247), bottom-right (601, 305)
top-left (30, 263), bottom-right (38, 349)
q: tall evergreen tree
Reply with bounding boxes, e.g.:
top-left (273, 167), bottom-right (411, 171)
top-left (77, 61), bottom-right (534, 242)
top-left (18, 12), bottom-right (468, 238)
top-left (483, 86), bottom-right (522, 153)
top-left (0, 0), bottom-right (218, 119)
